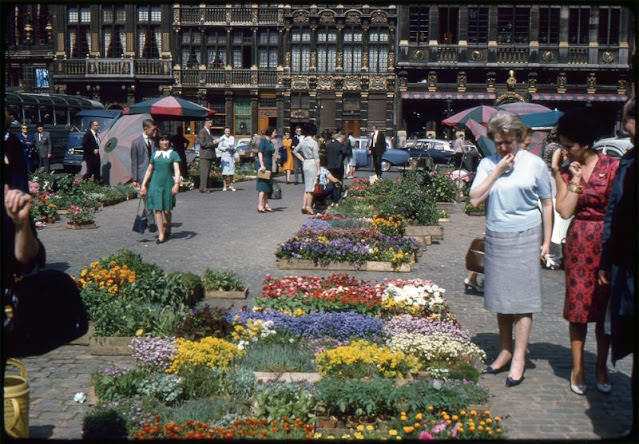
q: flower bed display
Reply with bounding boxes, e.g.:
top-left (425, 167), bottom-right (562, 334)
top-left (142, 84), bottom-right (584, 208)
top-left (275, 227), bottom-right (419, 271)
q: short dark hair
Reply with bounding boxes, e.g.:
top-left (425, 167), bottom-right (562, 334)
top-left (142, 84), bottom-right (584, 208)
top-left (142, 119), bottom-right (157, 130)
top-left (36, 122), bottom-right (44, 128)
top-left (557, 108), bottom-right (600, 148)
top-left (158, 134), bottom-right (170, 141)
top-left (264, 127), bottom-right (276, 137)
top-left (302, 123), bottom-right (317, 136)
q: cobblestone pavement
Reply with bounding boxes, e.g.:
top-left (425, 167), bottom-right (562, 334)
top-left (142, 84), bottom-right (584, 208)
top-left (18, 170), bottom-right (633, 439)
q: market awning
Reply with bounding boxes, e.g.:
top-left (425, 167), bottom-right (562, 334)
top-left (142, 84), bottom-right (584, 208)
top-left (401, 91), bottom-right (497, 100)
top-left (531, 93), bottom-right (628, 102)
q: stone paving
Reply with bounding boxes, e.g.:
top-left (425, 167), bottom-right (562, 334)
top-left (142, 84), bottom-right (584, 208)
top-left (16, 169), bottom-right (633, 440)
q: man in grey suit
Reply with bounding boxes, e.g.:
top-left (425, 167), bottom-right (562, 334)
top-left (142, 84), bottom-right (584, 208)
top-left (195, 118), bottom-right (219, 193)
top-left (35, 122), bottom-right (52, 172)
top-left (130, 119), bottom-right (158, 188)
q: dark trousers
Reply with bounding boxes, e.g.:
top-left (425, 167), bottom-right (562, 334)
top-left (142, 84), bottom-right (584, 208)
top-left (199, 157), bottom-right (213, 190)
top-left (38, 155), bottom-right (50, 172)
top-left (314, 183), bottom-right (341, 205)
top-left (328, 167), bottom-right (343, 181)
top-left (83, 157), bottom-right (101, 181)
top-left (294, 156), bottom-right (304, 184)
top-left (372, 153), bottom-right (383, 177)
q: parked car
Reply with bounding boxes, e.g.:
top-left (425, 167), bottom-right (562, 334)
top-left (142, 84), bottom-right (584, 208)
top-left (351, 137), bottom-right (409, 172)
top-left (234, 137), bottom-right (254, 160)
top-left (404, 138), bottom-right (454, 152)
top-left (63, 109), bottom-right (121, 172)
top-left (593, 137), bottom-right (632, 158)
top-left (406, 139), bottom-right (455, 166)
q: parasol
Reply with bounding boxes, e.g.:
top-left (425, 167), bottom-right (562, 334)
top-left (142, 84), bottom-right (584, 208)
top-left (99, 113), bottom-right (152, 185)
top-left (497, 102), bottom-right (551, 115)
top-left (122, 96), bottom-right (215, 119)
top-left (441, 105), bottom-right (499, 128)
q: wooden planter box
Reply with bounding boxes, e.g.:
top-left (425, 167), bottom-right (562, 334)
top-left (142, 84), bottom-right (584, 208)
top-left (466, 211), bottom-right (485, 216)
top-left (66, 222), bottom-right (97, 230)
top-left (406, 224), bottom-right (444, 241)
top-left (407, 234), bottom-right (432, 246)
top-left (276, 259), bottom-right (411, 273)
top-left (88, 336), bottom-right (134, 355)
top-left (253, 372), bottom-right (321, 384)
top-left (204, 288), bottom-right (248, 300)
top-left (438, 218), bottom-right (450, 223)
top-left (436, 202), bottom-right (456, 212)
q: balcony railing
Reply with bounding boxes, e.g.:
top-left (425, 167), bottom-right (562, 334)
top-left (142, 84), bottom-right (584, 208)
top-left (179, 7), bottom-right (276, 25)
top-left (436, 46), bottom-right (458, 63)
top-left (496, 46), bottom-right (529, 64)
top-left (54, 59), bottom-right (172, 79)
top-left (568, 47), bottom-right (588, 65)
top-left (177, 69), bottom-right (272, 88)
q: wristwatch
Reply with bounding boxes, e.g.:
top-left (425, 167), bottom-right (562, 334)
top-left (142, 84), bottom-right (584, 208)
top-left (568, 183), bottom-right (583, 194)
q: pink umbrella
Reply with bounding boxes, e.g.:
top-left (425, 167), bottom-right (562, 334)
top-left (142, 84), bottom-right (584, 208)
top-left (441, 105), bottom-right (498, 127)
top-left (498, 102), bottom-right (551, 115)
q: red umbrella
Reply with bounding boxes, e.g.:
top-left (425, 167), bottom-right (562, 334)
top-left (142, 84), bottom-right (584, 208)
top-left (497, 102), bottom-right (551, 115)
top-left (122, 96), bottom-right (215, 119)
top-left (442, 105), bottom-right (498, 128)
top-left (523, 130), bottom-right (548, 156)
top-left (99, 114), bottom-right (152, 185)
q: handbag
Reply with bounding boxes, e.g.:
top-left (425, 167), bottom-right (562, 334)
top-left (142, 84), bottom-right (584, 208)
top-left (3, 269), bottom-right (89, 358)
top-left (465, 236), bottom-right (485, 274)
top-left (257, 169), bottom-right (272, 180)
top-left (132, 198), bottom-right (148, 234)
top-left (313, 177), bottom-right (325, 196)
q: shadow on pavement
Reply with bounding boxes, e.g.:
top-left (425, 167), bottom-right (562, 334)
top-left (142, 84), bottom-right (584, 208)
top-left (30, 425), bottom-right (54, 439)
top-left (168, 230), bottom-right (197, 240)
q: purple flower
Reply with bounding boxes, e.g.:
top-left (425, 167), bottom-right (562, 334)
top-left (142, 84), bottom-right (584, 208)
top-left (384, 315), bottom-right (472, 342)
top-left (129, 336), bottom-right (177, 371)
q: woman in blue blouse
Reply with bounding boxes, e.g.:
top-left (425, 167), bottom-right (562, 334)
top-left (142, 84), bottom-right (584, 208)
top-left (470, 110), bottom-right (553, 387)
top-left (16, 124), bottom-right (35, 172)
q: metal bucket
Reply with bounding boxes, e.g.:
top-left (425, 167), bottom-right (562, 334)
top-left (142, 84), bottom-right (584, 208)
top-left (4, 358), bottom-right (29, 438)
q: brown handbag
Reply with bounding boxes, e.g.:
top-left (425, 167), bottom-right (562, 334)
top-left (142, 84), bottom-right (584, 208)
top-left (257, 169), bottom-right (272, 180)
top-left (465, 236), bottom-right (485, 274)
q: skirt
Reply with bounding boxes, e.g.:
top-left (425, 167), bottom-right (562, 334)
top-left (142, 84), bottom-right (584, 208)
top-left (303, 159), bottom-right (318, 193)
top-left (484, 224), bottom-right (543, 314)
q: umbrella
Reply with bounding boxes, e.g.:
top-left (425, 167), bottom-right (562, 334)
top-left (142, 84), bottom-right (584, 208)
top-left (442, 105), bottom-right (498, 128)
top-left (99, 113), bottom-right (152, 185)
top-left (465, 118), bottom-right (495, 156)
top-left (497, 102), bottom-right (551, 115)
top-left (122, 96), bottom-right (215, 119)
top-left (520, 110), bottom-right (564, 128)
top-left (523, 130), bottom-right (548, 156)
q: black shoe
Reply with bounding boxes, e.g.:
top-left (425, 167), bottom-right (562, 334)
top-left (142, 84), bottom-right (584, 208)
top-left (482, 365), bottom-right (508, 375)
top-left (505, 375), bottom-right (525, 387)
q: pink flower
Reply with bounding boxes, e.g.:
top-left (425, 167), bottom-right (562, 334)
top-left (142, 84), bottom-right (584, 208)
top-left (418, 431), bottom-right (433, 440)
top-left (430, 421), bottom-right (448, 435)
top-left (28, 181), bottom-right (39, 194)
top-left (73, 178), bottom-right (81, 186)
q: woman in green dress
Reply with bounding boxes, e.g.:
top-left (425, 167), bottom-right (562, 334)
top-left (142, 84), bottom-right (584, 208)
top-left (140, 134), bottom-right (181, 243)
top-left (256, 127), bottom-right (277, 213)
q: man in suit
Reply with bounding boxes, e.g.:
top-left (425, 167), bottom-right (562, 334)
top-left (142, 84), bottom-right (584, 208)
top-left (368, 125), bottom-right (387, 178)
top-left (326, 133), bottom-right (345, 181)
top-left (82, 120), bottom-right (101, 182)
top-left (34, 122), bottom-right (52, 172)
top-left (195, 118), bottom-right (218, 193)
top-left (130, 119), bottom-right (158, 188)
top-left (291, 125), bottom-right (304, 184)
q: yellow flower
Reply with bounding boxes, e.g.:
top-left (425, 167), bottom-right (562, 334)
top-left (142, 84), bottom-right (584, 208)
top-left (483, 410), bottom-right (491, 417)
top-left (485, 418), bottom-right (492, 424)
top-left (460, 410), bottom-right (466, 417)
top-left (389, 429), bottom-right (398, 436)
top-left (366, 425), bottom-right (374, 431)
top-left (469, 410), bottom-right (477, 417)
top-left (494, 416), bottom-right (501, 423)
top-left (452, 415), bottom-right (458, 421)
top-left (402, 426), bottom-right (414, 434)
top-left (496, 428), bottom-right (502, 434)
top-left (415, 413), bottom-right (423, 421)
top-left (354, 432), bottom-right (364, 440)
top-left (356, 425), bottom-right (365, 432)
top-left (314, 432), bottom-right (322, 439)
top-left (135, 328), bottom-right (144, 336)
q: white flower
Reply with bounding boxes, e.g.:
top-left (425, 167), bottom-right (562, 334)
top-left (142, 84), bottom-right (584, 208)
top-left (73, 392), bottom-right (87, 403)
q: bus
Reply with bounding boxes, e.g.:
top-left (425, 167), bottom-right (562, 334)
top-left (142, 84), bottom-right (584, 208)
top-left (5, 91), bottom-right (104, 169)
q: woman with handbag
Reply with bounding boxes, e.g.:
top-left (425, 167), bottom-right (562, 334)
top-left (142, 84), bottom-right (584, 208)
top-left (256, 127), bottom-right (277, 213)
top-left (469, 111), bottom-right (553, 387)
top-left (293, 123), bottom-right (320, 215)
top-left (140, 134), bottom-right (181, 244)
top-left (555, 108), bottom-right (619, 395)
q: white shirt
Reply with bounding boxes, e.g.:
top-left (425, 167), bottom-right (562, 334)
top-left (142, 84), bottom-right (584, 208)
top-left (218, 135), bottom-right (235, 151)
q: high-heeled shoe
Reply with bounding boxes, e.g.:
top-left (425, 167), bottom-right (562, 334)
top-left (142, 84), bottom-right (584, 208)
top-left (505, 374), bottom-right (525, 387)
top-left (570, 371), bottom-right (587, 395)
top-left (482, 363), bottom-right (509, 375)
top-left (464, 278), bottom-right (484, 293)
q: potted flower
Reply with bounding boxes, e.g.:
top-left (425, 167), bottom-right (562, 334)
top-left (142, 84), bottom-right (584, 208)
top-left (66, 205), bottom-right (97, 229)
top-left (42, 202), bottom-right (58, 224)
top-left (202, 269), bottom-right (248, 299)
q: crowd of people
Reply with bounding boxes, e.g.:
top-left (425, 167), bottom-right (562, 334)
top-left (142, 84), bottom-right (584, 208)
top-left (468, 99), bottom-right (636, 436)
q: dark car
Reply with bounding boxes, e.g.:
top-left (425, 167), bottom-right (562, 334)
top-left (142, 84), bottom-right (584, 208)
top-left (63, 110), bottom-right (121, 172)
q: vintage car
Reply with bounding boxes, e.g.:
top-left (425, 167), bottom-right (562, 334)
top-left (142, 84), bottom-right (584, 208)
top-left (351, 137), bottom-right (409, 172)
top-left (593, 137), bottom-right (632, 158)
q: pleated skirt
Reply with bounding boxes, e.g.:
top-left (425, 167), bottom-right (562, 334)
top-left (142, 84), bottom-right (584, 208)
top-left (484, 224), bottom-right (543, 314)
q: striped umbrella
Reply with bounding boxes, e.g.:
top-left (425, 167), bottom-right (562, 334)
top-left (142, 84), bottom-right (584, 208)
top-left (497, 102), bottom-right (551, 115)
top-left (441, 105), bottom-right (499, 128)
top-left (122, 96), bottom-right (215, 119)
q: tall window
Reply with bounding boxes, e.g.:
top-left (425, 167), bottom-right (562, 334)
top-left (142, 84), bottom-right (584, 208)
top-left (317, 29), bottom-right (337, 72)
top-left (291, 29), bottom-right (311, 72)
top-left (68, 6), bottom-right (91, 57)
top-left (497, 7), bottom-right (530, 44)
top-left (102, 6), bottom-right (126, 57)
top-left (368, 29), bottom-right (388, 73)
top-left (467, 7), bottom-right (488, 44)
top-left (232, 30), bottom-right (252, 69)
top-left (258, 29), bottom-right (278, 69)
top-left (137, 5), bottom-right (161, 58)
top-left (234, 98), bottom-right (252, 135)
top-left (538, 6), bottom-right (560, 44)
top-left (343, 30), bottom-right (362, 72)
top-left (598, 7), bottom-right (620, 45)
top-left (409, 6), bottom-right (429, 43)
top-left (568, 8), bottom-right (590, 44)
top-left (291, 93), bottom-right (310, 109)
top-left (34, 4), bottom-right (49, 45)
top-left (181, 30), bottom-right (201, 68)
top-left (206, 30), bottom-right (227, 68)
top-left (439, 7), bottom-right (458, 44)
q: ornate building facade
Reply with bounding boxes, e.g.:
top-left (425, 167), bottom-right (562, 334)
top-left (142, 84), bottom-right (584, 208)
top-left (4, 3), bottom-right (635, 139)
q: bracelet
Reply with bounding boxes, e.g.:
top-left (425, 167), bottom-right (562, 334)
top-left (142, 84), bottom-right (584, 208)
top-left (568, 183), bottom-right (583, 194)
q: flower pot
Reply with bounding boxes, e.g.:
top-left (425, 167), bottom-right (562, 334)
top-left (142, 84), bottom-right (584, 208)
top-left (316, 416), bottom-right (340, 429)
top-left (405, 225), bottom-right (444, 241)
top-left (66, 222), bottom-right (97, 230)
top-left (345, 415), bottom-right (379, 429)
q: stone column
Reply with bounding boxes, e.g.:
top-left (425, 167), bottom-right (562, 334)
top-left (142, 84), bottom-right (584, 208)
top-left (335, 91), bottom-right (343, 130)
top-left (225, 91), bottom-right (233, 130)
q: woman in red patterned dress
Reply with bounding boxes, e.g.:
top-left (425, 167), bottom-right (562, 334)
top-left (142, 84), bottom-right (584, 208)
top-left (555, 108), bottom-right (619, 395)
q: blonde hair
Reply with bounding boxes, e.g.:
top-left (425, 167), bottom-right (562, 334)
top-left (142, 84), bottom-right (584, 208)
top-left (487, 110), bottom-right (527, 144)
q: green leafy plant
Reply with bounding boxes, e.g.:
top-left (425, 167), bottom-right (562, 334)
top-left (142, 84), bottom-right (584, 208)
top-left (202, 269), bottom-right (246, 291)
top-left (91, 368), bottom-right (147, 402)
top-left (172, 305), bottom-right (231, 340)
top-left (237, 340), bottom-right (316, 373)
top-left (254, 382), bottom-right (317, 422)
top-left (138, 374), bottom-right (184, 405)
top-left (162, 398), bottom-right (251, 426)
top-left (167, 271), bottom-right (204, 305)
top-left (66, 204), bottom-right (95, 224)
top-left (425, 173), bottom-right (457, 202)
top-left (82, 407), bottom-right (129, 440)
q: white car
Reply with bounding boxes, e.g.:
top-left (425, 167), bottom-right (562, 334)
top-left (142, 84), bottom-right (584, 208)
top-left (403, 138), bottom-right (454, 152)
top-left (593, 137), bottom-right (632, 158)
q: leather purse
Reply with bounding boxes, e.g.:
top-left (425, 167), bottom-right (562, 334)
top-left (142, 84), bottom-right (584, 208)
top-left (132, 198), bottom-right (148, 234)
top-left (465, 236), bottom-right (485, 274)
top-left (313, 177), bottom-right (325, 196)
top-left (257, 169), bottom-right (272, 180)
